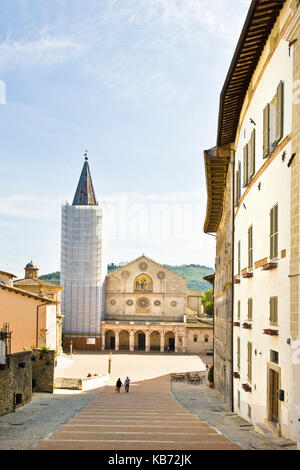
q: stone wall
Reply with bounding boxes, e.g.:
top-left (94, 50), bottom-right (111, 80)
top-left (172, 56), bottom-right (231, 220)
top-left (32, 348), bottom-right (55, 393)
top-left (214, 157), bottom-right (233, 410)
top-left (0, 351), bottom-right (32, 416)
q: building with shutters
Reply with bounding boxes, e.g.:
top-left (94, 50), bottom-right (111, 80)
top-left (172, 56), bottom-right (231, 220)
top-left (203, 0), bottom-right (300, 442)
top-left (61, 156), bottom-right (106, 351)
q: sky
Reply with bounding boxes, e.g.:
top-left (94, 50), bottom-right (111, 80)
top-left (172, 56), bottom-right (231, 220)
top-left (0, 0), bottom-right (251, 277)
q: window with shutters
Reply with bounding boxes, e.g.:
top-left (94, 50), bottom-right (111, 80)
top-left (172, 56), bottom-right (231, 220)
top-left (247, 342), bottom-right (252, 382)
top-left (269, 296), bottom-right (278, 326)
top-left (249, 129), bottom-right (255, 178)
top-left (270, 204), bottom-right (278, 261)
top-left (263, 81), bottom-right (284, 158)
top-left (237, 300), bottom-right (240, 320)
top-left (238, 241), bottom-right (241, 276)
top-left (243, 130), bottom-right (256, 186)
top-left (235, 161), bottom-right (241, 206)
top-left (243, 144), bottom-right (248, 187)
top-left (237, 337), bottom-right (241, 370)
top-left (237, 390), bottom-right (241, 409)
top-left (248, 225), bottom-right (253, 270)
top-left (247, 298), bottom-right (253, 321)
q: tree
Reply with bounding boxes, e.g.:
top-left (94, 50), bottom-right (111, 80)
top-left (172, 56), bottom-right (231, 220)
top-left (201, 288), bottom-right (213, 316)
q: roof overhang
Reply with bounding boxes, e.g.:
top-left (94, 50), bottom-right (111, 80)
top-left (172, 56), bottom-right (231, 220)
top-left (217, 0), bottom-right (286, 147)
top-left (203, 146), bottom-right (232, 234)
top-left (0, 270), bottom-right (17, 278)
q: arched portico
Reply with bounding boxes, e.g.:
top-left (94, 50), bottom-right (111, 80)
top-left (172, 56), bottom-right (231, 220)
top-left (150, 330), bottom-right (161, 351)
top-left (134, 330), bottom-right (146, 351)
top-left (119, 330), bottom-right (130, 350)
top-left (164, 331), bottom-right (175, 351)
top-left (105, 329), bottom-right (115, 350)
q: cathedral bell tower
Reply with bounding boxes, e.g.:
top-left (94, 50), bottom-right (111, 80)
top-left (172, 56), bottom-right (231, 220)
top-left (60, 154), bottom-right (105, 351)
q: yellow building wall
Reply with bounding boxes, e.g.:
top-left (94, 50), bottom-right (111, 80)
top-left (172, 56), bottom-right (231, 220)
top-left (0, 288), bottom-right (48, 353)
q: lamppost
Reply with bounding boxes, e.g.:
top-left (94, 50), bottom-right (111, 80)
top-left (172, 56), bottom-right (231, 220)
top-left (108, 351), bottom-right (112, 375)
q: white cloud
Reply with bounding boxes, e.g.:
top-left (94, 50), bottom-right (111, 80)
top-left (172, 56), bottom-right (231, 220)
top-left (0, 0), bottom-right (251, 101)
top-left (0, 35), bottom-right (87, 70)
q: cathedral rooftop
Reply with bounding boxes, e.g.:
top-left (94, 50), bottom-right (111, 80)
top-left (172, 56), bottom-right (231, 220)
top-left (72, 155), bottom-right (97, 206)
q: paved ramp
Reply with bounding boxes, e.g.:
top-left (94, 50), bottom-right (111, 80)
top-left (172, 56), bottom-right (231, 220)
top-left (36, 375), bottom-right (240, 450)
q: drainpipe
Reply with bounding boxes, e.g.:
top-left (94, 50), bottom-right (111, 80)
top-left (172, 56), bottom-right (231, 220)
top-left (231, 149), bottom-right (236, 413)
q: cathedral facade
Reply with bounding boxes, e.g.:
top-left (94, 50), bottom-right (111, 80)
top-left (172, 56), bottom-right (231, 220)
top-left (101, 255), bottom-right (213, 354)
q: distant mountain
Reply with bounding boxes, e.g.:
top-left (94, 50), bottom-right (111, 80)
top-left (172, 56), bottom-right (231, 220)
top-left (40, 264), bottom-right (214, 291)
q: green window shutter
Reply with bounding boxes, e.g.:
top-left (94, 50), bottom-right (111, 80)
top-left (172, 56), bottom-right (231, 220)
top-left (243, 145), bottom-right (248, 187)
top-left (274, 297), bottom-right (278, 325)
top-left (248, 298), bottom-right (253, 320)
top-left (270, 208), bottom-right (274, 260)
top-left (248, 225), bottom-right (253, 269)
top-left (270, 297), bottom-right (274, 324)
top-left (234, 171), bottom-right (238, 206)
top-left (250, 129), bottom-right (255, 177)
top-left (274, 204), bottom-right (278, 259)
top-left (247, 342), bottom-right (252, 382)
top-left (263, 103), bottom-right (270, 158)
top-left (276, 81), bottom-right (283, 142)
top-left (238, 161), bottom-right (241, 200)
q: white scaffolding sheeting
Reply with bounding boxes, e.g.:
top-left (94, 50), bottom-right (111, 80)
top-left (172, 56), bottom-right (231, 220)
top-left (61, 205), bottom-right (104, 335)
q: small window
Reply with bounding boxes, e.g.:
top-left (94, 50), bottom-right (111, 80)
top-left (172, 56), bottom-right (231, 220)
top-left (270, 350), bottom-right (279, 364)
top-left (237, 390), bottom-right (241, 409)
top-left (237, 300), bottom-right (240, 320)
top-left (205, 336), bottom-right (209, 343)
top-left (194, 336), bottom-right (197, 343)
top-left (248, 405), bottom-right (252, 419)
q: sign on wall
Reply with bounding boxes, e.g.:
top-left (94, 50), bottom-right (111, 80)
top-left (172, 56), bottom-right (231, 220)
top-left (86, 338), bottom-right (96, 345)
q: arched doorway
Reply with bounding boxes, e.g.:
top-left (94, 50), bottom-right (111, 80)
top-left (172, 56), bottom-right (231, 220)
top-left (164, 331), bottom-right (175, 351)
top-left (105, 330), bottom-right (115, 350)
top-left (150, 331), bottom-right (160, 351)
top-left (119, 330), bottom-right (129, 350)
top-left (134, 330), bottom-right (145, 351)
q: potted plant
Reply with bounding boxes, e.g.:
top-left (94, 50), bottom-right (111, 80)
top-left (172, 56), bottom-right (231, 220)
top-left (208, 366), bottom-right (214, 388)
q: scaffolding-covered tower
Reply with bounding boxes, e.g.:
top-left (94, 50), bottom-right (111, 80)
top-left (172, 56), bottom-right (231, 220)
top-left (61, 156), bottom-right (104, 351)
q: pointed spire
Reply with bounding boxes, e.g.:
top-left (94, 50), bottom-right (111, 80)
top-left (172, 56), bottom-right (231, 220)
top-left (72, 153), bottom-right (97, 206)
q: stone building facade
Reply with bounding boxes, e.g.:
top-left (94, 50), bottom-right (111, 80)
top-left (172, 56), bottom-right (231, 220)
top-left (204, 0), bottom-right (300, 441)
top-left (14, 262), bottom-right (64, 354)
top-left (101, 256), bottom-right (212, 354)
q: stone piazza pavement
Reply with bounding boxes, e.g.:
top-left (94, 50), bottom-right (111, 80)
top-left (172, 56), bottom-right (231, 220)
top-left (0, 352), bottom-right (297, 451)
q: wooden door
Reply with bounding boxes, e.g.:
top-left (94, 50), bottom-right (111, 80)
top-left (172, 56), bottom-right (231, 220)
top-left (138, 334), bottom-right (145, 350)
top-left (270, 369), bottom-right (279, 423)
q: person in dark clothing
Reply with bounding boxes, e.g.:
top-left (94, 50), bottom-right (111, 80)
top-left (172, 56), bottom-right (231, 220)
top-left (116, 378), bottom-right (123, 392)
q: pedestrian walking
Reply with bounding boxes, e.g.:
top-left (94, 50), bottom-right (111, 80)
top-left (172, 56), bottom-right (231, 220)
top-left (115, 378), bottom-right (123, 393)
top-left (124, 376), bottom-right (130, 393)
